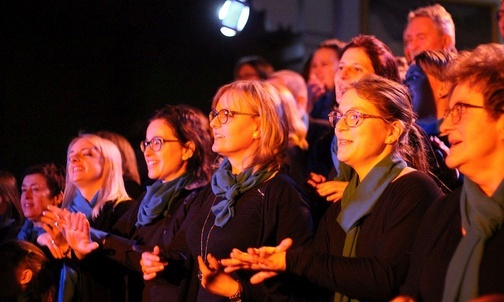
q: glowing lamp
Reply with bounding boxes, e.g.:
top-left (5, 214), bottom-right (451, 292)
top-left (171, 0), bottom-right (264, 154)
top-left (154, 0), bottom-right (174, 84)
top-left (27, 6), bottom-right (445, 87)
top-left (218, 0), bottom-right (250, 37)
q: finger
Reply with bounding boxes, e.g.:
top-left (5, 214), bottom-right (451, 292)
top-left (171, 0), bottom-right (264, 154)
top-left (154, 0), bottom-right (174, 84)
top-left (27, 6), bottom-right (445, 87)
top-left (206, 253), bottom-right (220, 270)
top-left (250, 271), bottom-right (278, 284)
top-left (143, 272), bottom-right (157, 281)
top-left (141, 252), bottom-right (161, 264)
top-left (197, 256), bottom-right (210, 274)
top-left (276, 238), bottom-right (293, 252)
top-left (152, 245), bottom-right (160, 256)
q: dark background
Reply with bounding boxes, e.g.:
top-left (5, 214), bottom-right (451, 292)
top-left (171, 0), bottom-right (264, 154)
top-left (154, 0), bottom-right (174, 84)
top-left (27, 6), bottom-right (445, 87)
top-left (1, 0), bottom-right (300, 180)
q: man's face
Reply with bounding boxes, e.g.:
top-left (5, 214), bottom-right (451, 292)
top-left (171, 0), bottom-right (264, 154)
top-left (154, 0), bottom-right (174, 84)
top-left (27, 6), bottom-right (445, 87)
top-left (403, 16), bottom-right (448, 63)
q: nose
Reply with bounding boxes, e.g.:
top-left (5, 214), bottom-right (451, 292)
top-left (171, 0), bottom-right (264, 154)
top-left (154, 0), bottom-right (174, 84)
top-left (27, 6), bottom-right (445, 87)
top-left (439, 114), bottom-right (453, 136)
top-left (22, 189), bottom-right (33, 200)
top-left (69, 154), bottom-right (80, 163)
top-left (209, 115), bottom-right (220, 128)
top-left (335, 116), bottom-right (348, 133)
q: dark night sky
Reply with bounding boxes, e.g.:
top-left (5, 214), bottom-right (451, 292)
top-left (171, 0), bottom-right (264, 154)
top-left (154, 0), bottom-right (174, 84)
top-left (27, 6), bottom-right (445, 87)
top-left (1, 0), bottom-right (275, 179)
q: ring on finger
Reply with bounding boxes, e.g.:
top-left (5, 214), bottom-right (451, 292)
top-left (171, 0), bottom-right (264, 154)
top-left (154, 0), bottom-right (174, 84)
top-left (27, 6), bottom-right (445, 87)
top-left (54, 221), bottom-right (59, 228)
top-left (51, 240), bottom-right (56, 245)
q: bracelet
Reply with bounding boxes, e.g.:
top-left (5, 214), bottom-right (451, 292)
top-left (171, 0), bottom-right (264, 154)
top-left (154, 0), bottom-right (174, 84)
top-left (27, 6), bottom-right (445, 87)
top-left (229, 280), bottom-right (242, 302)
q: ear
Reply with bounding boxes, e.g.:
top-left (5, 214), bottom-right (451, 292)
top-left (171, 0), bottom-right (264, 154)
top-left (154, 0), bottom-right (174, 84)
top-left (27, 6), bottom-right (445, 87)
top-left (181, 141), bottom-right (195, 161)
top-left (19, 269), bottom-right (33, 286)
top-left (442, 34), bottom-right (452, 52)
top-left (52, 192), bottom-right (64, 207)
top-left (438, 81), bottom-right (450, 99)
top-left (385, 121), bottom-right (405, 145)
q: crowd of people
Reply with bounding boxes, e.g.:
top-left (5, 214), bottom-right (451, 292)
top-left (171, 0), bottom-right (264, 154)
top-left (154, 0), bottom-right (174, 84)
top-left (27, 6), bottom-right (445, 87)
top-left (1, 2), bottom-right (503, 302)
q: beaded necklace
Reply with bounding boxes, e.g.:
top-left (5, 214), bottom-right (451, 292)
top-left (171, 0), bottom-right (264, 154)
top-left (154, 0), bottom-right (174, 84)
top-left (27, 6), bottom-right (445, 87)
top-left (198, 196), bottom-right (217, 280)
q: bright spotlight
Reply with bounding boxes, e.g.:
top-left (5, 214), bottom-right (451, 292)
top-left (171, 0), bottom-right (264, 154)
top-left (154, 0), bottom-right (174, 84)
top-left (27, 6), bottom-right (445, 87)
top-left (218, 0), bottom-right (250, 37)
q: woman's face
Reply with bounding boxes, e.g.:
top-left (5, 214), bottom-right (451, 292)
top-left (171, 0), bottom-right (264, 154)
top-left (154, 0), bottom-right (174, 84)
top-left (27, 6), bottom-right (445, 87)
top-left (21, 173), bottom-right (61, 223)
top-left (67, 138), bottom-right (104, 188)
top-left (440, 83), bottom-right (503, 182)
top-left (335, 47), bottom-right (375, 102)
top-left (143, 119), bottom-right (190, 182)
top-left (335, 88), bottom-right (393, 177)
top-left (310, 47), bottom-right (339, 90)
top-left (210, 94), bottom-right (259, 171)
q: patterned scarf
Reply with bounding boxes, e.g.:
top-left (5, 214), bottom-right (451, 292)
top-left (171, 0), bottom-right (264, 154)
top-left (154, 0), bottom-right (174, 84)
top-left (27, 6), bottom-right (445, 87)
top-left (442, 178), bottom-right (504, 302)
top-left (136, 174), bottom-right (193, 228)
top-left (211, 158), bottom-right (275, 227)
top-left (334, 155), bottom-right (406, 302)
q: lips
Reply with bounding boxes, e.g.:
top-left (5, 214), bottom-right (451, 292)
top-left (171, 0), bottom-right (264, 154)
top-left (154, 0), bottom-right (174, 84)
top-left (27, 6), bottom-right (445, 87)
top-left (72, 166), bottom-right (84, 173)
top-left (338, 139), bottom-right (353, 145)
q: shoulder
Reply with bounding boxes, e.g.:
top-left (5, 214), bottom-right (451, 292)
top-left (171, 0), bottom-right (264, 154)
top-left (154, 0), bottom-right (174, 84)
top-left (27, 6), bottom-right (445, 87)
top-left (384, 170), bottom-right (443, 206)
top-left (392, 170), bottom-right (442, 192)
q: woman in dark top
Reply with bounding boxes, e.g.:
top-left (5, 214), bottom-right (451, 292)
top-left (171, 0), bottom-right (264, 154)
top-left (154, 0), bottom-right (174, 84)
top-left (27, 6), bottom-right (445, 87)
top-left (64, 105), bottom-right (213, 302)
top-left (141, 81), bottom-right (314, 302)
top-left (394, 43), bottom-right (504, 302)
top-left (223, 75), bottom-right (443, 302)
top-left (40, 133), bottom-right (134, 302)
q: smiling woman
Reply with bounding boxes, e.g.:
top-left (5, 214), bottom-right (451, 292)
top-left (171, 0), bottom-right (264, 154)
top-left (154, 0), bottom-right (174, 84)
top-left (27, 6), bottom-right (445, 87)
top-left (396, 43), bottom-right (504, 301)
top-left (222, 75), bottom-right (443, 302)
top-left (17, 163), bottom-right (65, 242)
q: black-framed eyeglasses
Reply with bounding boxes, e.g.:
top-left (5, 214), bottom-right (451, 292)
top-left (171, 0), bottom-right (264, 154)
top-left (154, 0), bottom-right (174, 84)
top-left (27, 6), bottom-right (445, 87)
top-left (209, 108), bottom-right (259, 124)
top-left (140, 137), bottom-right (179, 152)
top-left (443, 102), bottom-right (484, 124)
top-left (328, 109), bottom-right (389, 128)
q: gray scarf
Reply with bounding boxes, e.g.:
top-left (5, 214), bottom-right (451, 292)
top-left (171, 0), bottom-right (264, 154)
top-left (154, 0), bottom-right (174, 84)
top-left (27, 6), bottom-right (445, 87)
top-left (334, 154), bottom-right (406, 302)
top-left (442, 178), bottom-right (504, 302)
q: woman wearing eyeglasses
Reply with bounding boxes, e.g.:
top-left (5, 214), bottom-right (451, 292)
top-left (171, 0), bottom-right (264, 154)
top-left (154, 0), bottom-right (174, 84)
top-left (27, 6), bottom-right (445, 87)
top-left (59, 104), bottom-right (213, 302)
top-left (394, 43), bottom-right (504, 302)
top-left (141, 81), bottom-right (314, 302)
top-left (222, 75), bottom-right (442, 302)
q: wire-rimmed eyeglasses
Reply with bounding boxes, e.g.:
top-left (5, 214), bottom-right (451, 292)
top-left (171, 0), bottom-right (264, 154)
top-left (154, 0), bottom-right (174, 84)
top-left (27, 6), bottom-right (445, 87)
top-left (328, 109), bottom-right (389, 128)
top-left (209, 108), bottom-right (259, 124)
top-left (140, 137), bottom-right (179, 152)
top-left (443, 102), bottom-right (484, 124)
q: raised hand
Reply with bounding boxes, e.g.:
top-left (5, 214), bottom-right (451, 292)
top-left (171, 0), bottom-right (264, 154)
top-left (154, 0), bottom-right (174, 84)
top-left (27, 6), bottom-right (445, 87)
top-left (64, 211), bottom-right (99, 259)
top-left (307, 173), bottom-right (348, 202)
top-left (39, 205), bottom-right (71, 259)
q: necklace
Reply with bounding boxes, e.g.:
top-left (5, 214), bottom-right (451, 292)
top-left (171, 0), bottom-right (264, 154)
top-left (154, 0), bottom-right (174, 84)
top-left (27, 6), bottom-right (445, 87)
top-left (199, 196), bottom-right (217, 280)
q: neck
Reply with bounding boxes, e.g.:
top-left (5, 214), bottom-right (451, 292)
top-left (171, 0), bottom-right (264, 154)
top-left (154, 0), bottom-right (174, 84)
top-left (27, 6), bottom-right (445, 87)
top-left (352, 150), bottom-right (393, 182)
top-left (463, 157), bottom-right (504, 197)
top-left (77, 186), bottom-right (100, 202)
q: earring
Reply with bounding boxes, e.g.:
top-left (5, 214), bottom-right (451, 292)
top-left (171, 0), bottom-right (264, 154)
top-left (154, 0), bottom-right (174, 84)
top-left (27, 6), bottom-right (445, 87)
top-left (252, 132), bottom-right (258, 139)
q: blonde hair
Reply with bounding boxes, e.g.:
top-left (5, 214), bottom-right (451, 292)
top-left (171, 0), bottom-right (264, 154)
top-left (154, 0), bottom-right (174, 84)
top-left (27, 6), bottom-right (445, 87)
top-left (268, 81), bottom-right (309, 150)
top-left (62, 133), bottom-right (130, 218)
top-left (95, 130), bottom-right (141, 185)
top-left (211, 81), bottom-right (288, 172)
